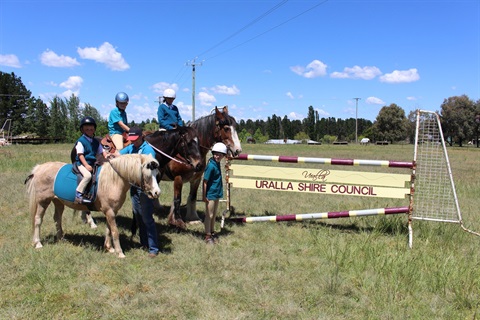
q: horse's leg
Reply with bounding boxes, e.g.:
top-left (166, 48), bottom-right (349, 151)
top-left (167, 176), bottom-right (186, 230)
top-left (52, 199), bottom-right (65, 241)
top-left (104, 209), bottom-right (125, 258)
top-left (32, 202), bottom-right (49, 249)
top-left (185, 177), bottom-right (202, 224)
top-left (82, 211), bottom-right (97, 229)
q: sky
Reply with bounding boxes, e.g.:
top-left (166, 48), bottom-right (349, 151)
top-left (0, 0), bottom-right (479, 124)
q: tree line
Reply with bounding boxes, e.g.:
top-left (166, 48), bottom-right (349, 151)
top-left (1, 71), bottom-right (479, 146)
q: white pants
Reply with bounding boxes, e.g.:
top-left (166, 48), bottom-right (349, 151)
top-left (76, 165), bottom-right (92, 194)
top-left (111, 134), bottom-right (125, 150)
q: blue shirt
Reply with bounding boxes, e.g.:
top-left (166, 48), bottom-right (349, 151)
top-left (157, 103), bottom-right (184, 130)
top-left (108, 107), bottom-right (128, 135)
top-left (203, 157), bottom-right (223, 200)
top-left (120, 140), bottom-right (156, 158)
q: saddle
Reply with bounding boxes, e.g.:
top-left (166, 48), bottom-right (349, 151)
top-left (72, 161), bottom-right (100, 206)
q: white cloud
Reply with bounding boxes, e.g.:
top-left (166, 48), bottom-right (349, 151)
top-left (380, 68), bottom-right (420, 83)
top-left (210, 85), bottom-right (240, 95)
top-left (290, 59), bottom-right (327, 78)
top-left (288, 111), bottom-right (304, 120)
top-left (60, 76), bottom-right (83, 91)
top-left (365, 96), bottom-right (385, 105)
top-left (0, 54), bottom-right (21, 68)
top-left (150, 82), bottom-right (179, 95)
top-left (40, 49), bottom-right (80, 67)
top-left (316, 108), bottom-right (329, 117)
top-left (77, 42), bottom-right (129, 71)
top-left (198, 91), bottom-right (216, 107)
top-left (330, 65), bottom-right (382, 80)
top-left (406, 96), bottom-right (417, 101)
top-left (286, 92), bottom-right (294, 99)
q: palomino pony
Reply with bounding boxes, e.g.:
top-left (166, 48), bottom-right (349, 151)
top-left (161, 106), bottom-right (242, 227)
top-left (25, 154), bottom-right (161, 258)
top-left (76, 126), bottom-right (203, 229)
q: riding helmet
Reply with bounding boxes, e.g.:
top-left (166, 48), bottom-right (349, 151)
top-left (80, 116), bottom-right (97, 130)
top-left (212, 142), bottom-right (227, 154)
top-left (115, 92), bottom-right (129, 103)
top-left (163, 88), bottom-right (176, 99)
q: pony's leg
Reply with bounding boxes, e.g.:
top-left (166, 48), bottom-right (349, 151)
top-left (185, 177), bottom-right (202, 223)
top-left (82, 211), bottom-right (97, 229)
top-left (103, 209), bottom-right (125, 258)
top-left (52, 199), bottom-right (65, 241)
top-left (32, 202), bottom-right (49, 249)
top-left (167, 176), bottom-right (187, 230)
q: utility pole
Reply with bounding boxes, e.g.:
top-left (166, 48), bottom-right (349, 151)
top-left (186, 58), bottom-right (202, 122)
top-left (354, 97), bottom-right (361, 144)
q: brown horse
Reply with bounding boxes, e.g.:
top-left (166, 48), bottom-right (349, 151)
top-left (161, 106), bottom-right (242, 227)
top-left (25, 154), bottom-right (161, 258)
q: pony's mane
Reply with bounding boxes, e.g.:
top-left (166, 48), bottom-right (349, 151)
top-left (100, 154), bottom-right (154, 185)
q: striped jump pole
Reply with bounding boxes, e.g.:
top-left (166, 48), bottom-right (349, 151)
top-left (235, 154), bottom-right (414, 169)
top-left (229, 206), bottom-right (409, 223)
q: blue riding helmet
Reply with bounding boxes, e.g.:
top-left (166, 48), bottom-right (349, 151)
top-left (115, 92), bottom-right (129, 103)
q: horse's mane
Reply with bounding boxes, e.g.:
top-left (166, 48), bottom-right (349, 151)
top-left (190, 112), bottom-right (237, 141)
top-left (146, 126), bottom-right (193, 140)
top-left (98, 154), bottom-right (155, 192)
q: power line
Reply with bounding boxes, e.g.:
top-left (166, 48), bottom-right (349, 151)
top-left (196, 0), bottom-right (289, 59)
top-left (204, 0), bottom-right (329, 62)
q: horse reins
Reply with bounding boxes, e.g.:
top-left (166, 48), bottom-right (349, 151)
top-left (146, 133), bottom-right (194, 167)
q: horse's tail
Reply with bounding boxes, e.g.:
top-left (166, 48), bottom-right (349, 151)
top-left (25, 166), bottom-right (39, 229)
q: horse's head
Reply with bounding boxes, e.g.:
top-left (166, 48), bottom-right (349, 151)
top-left (214, 106), bottom-right (242, 157)
top-left (140, 154), bottom-right (161, 199)
top-left (175, 126), bottom-right (203, 172)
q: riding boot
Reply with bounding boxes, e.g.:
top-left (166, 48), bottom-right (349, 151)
top-left (75, 192), bottom-right (92, 204)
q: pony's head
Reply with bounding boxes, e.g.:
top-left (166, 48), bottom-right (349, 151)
top-left (139, 154), bottom-right (161, 199)
top-left (213, 106), bottom-right (242, 157)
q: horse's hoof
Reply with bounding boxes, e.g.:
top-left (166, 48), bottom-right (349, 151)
top-left (90, 223), bottom-right (98, 229)
top-left (118, 253), bottom-right (126, 258)
top-left (107, 248), bottom-right (115, 254)
top-left (34, 242), bottom-right (43, 249)
top-left (169, 219), bottom-right (187, 230)
top-left (186, 220), bottom-right (202, 225)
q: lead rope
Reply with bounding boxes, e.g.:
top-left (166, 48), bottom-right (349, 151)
top-left (146, 140), bottom-right (189, 165)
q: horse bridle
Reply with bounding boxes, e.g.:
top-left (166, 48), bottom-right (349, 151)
top-left (146, 132), bottom-right (195, 167)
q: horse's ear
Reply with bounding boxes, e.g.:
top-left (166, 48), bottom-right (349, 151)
top-left (222, 105), bottom-right (228, 114)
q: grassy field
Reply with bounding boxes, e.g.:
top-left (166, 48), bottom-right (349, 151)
top-left (0, 143), bottom-right (479, 319)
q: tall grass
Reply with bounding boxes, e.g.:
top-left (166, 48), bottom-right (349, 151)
top-left (0, 143), bottom-right (479, 319)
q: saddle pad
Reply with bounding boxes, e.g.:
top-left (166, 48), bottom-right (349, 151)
top-left (53, 164), bottom-right (101, 202)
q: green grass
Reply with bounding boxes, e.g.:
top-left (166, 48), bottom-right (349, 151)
top-left (0, 143), bottom-right (479, 319)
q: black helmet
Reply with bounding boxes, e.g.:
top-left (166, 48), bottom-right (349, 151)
top-left (80, 116), bottom-right (97, 130)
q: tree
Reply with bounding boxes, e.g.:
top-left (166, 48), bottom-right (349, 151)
top-left (83, 102), bottom-right (107, 136)
top-left (65, 94), bottom-right (81, 142)
top-left (440, 95), bottom-right (476, 146)
top-left (0, 72), bottom-right (31, 135)
top-left (305, 106), bottom-right (315, 139)
top-left (373, 104), bottom-right (409, 143)
top-left (48, 96), bottom-right (68, 141)
top-left (24, 98), bottom-right (49, 137)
